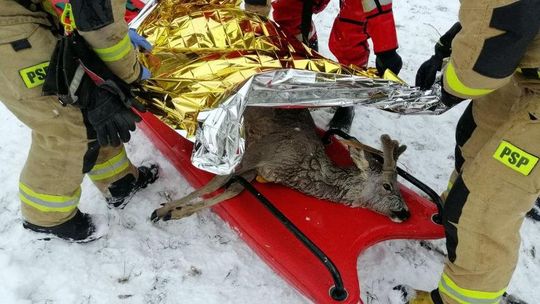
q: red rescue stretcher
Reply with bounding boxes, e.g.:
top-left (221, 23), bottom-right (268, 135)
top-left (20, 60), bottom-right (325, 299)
top-left (139, 111), bottom-right (445, 304)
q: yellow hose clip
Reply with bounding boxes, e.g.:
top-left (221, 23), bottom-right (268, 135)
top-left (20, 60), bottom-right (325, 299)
top-left (60, 3), bottom-right (77, 33)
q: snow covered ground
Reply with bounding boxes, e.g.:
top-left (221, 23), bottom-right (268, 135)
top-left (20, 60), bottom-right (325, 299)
top-left (1, 0), bottom-right (539, 303)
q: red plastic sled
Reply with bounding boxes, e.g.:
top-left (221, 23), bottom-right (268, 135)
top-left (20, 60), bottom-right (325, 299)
top-left (139, 111), bottom-right (445, 304)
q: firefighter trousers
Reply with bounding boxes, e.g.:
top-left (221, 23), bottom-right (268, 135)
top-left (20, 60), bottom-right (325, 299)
top-left (435, 77), bottom-right (540, 303)
top-left (0, 23), bottom-right (137, 227)
top-left (272, 0), bottom-right (371, 67)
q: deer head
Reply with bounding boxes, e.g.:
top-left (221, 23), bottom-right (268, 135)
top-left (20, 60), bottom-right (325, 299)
top-left (344, 134), bottom-right (410, 222)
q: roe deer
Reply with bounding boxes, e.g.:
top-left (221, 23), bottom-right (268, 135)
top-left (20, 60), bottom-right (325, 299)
top-left (151, 107), bottom-right (410, 223)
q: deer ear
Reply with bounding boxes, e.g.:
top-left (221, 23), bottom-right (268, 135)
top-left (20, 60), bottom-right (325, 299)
top-left (349, 146), bottom-right (383, 174)
top-left (349, 146), bottom-right (370, 172)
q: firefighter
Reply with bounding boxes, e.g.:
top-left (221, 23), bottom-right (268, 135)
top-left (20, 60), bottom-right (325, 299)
top-left (403, 0), bottom-right (540, 303)
top-left (0, 0), bottom-right (159, 242)
top-left (244, 0), bottom-right (402, 132)
top-left (264, 0), bottom-right (403, 74)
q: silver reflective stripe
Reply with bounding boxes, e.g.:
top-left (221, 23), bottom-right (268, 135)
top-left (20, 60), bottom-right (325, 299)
top-left (68, 64), bottom-right (86, 104)
top-left (362, 0), bottom-right (392, 12)
top-left (439, 278), bottom-right (502, 304)
top-left (20, 189), bottom-right (79, 209)
top-left (87, 151), bottom-right (130, 181)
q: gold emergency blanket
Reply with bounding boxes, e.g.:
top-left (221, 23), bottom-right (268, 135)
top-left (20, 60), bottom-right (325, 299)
top-left (133, 0), bottom-right (444, 174)
top-left (135, 0), bottom-right (376, 135)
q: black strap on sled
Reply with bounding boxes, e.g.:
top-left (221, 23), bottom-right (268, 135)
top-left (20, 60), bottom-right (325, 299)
top-left (225, 129), bottom-right (444, 302)
top-left (322, 129), bottom-right (444, 224)
top-left (229, 175), bottom-right (349, 302)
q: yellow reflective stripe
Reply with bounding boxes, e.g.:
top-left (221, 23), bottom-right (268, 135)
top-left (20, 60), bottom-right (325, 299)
top-left (19, 183), bottom-right (80, 213)
top-left (19, 62), bottom-right (49, 89)
top-left (493, 140), bottom-right (539, 176)
top-left (88, 148), bottom-right (130, 181)
top-left (93, 34), bottom-right (132, 62)
top-left (444, 61), bottom-right (494, 97)
top-left (446, 180), bottom-right (454, 192)
top-left (438, 273), bottom-right (504, 304)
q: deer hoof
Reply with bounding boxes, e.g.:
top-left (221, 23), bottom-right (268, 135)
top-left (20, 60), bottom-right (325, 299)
top-left (150, 210), bottom-right (160, 223)
top-left (150, 206), bottom-right (172, 222)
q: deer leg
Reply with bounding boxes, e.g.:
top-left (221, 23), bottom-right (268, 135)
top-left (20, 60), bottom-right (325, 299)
top-left (161, 171), bottom-right (257, 221)
top-left (151, 174), bottom-right (233, 222)
top-left (165, 183), bottom-right (245, 220)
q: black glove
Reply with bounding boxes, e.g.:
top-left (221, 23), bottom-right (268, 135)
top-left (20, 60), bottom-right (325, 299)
top-left (440, 76), bottom-right (465, 108)
top-left (441, 87), bottom-right (465, 108)
top-left (415, 55), bottom-right (444, 90)
top-left (415, 39), bottom-right (452, 90)
top-left (415, 22), bottom-right (462, 90)
top-left (375, 49), bottom-right (403, 76)
top-left (84, 79), bottom-right (144, 147)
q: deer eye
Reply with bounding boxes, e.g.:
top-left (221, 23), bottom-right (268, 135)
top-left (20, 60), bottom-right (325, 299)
top-left (383, 183), bottom-right (393, 191)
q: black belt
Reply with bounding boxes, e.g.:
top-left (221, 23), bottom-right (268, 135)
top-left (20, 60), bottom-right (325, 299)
top-left (519, 67), bottom-right (540, 79)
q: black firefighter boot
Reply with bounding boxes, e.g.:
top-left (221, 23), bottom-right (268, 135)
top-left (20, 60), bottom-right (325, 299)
top-left (394, 285), bottom-right (529, 304)
top-left (23, 210), bottom-right (99, 243)
top-left (328, 106), bottom-right (355, 133)
top-left (106, 164), bottom-right (160, 209)
top-left (526, 196), bottom-right (540, 221)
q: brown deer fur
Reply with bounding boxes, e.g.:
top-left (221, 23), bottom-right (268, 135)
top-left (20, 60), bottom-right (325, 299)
top-left (152, 107), bottom-right (410, 223)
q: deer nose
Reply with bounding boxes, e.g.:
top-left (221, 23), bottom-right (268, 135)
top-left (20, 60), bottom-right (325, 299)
top-left (390, 209), bottom-right (410, 222)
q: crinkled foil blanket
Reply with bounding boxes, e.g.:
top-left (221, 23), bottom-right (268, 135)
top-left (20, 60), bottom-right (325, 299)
top-left (133, 0), bottom-right (445, 174)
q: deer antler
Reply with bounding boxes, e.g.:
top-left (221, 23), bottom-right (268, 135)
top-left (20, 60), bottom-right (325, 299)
top-left (341, 134), bottom-right (407, 193)
top-left (381, 134), bottom-right (397, 172)
top-left (380, 134), bottom-right (407, 183)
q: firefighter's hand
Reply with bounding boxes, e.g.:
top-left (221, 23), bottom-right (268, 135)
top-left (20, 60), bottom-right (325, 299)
top-left (128, 28), bottom-right (152, 52)
top-left (415, 55), bottom-right (443, 90)
top-left (128, 29), bottom-right (153, 80)
top-left (87, 84), bottom-right (142, 147)
top-left (441, 87), bottom-right (465, 108)
top-left (375, 49), bottom-right (403, 76)
top-left (440, 76), bottom-right (465, 108)
top-left (140, 64), bottom-right (151, 80)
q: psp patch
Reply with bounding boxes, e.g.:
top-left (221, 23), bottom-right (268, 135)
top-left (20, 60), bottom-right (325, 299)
top-left (19, 62), bottom-right (49, 89)
top-left (493, 141), bottom-right (539, 176)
